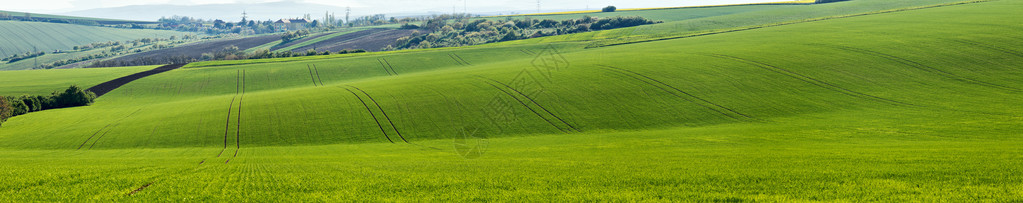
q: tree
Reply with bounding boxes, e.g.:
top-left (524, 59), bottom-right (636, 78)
top-left (602, 6), bottom-right (617, 12)
top-left (0, 97), bottom-right (11, 126)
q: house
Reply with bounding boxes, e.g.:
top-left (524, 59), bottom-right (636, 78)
top-left (274, 18), bottom-right (310, 31)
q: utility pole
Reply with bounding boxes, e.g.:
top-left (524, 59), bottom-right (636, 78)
top-left (345, 7), bottom-right (351, 27)
top-left (537, 0), bottom-right (541, 13)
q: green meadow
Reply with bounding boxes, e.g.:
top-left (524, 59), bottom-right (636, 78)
top-left (0, 0), bottom-right (1021, 201)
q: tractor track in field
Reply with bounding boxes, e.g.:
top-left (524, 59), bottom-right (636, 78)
top-left (449, 53), bottom-right (472, 66)
top-left (86, 63), bottom-right (186, 97)
top-left (478, 77), bottom-right (579, 132)
top-left (598, 65), bottom-right (756, 121)
top-left (377, 58), bottom-right (398, 76)
top-left (813, 44), bottom-right (1020, 92)
top-left (218, 70), bottom-right (240, 157)
top-left (946, 38), bottom-right (1023, 59)
top-left (231, 70), bottom-right (246, 160)
top-left (126, 182), bottom-right (153, 196)
top-left (703, 53), bottom-right (912, 106)
top-left (77, 109), bottom-right (143, 150)
top-left (520, 49), bottom-right (536, 56)
top-left (341, 87), bottom-right (394, 143)
top-left (475, 76), bottom-right (571, 133)
top-left (349, 86), bottom-right (409, 143)
top-left (307, 65), bottom-right (319, 87)
top-left (312, 64), bottom-right (325, 86)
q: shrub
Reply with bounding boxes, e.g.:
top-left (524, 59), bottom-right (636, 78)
top-left (0, 97), bottom-right (11, 126)
top-left (602, 6), bottom-right (617, 12)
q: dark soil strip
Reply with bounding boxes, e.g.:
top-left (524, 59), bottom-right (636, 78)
top-left (478, 77), bottom-right (580, 132)
top-left (307, 65), bottom-right (319, 87)
top-left (87, 63), bottom-right (186, 97)
top-left (600, 65), bottom-right (756, 120)
top-left (704, 54), bottom-right (911, 106)
top-left (382, 59), bottom-right (398, 76)
top-left (377, 59), bottom-right (394, 76)
top-left (126, 182), bottom-right (153, 196)
top-left (814, 44), bottom-right (1019, 92)
top-left (448, 54), bottom-right (465, 66)
top-left (349, 86), bottom-right (409, 143)
top-left (312, 65), bottom-right (325, 86)
top-left (475, 76), bottom-right (569, 133)
top-left (341, 87), bottom-right (394, 143)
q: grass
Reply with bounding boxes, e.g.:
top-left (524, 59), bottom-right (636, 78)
top-left (0, 0), bottom-right (1021, 201)
top-left (0, 21), bottom-right (188, 60)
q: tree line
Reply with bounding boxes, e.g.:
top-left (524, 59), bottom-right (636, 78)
top-left (389, 15), bottom-right (660, 50)
top-left (0, 85), bottom-right (96, 127)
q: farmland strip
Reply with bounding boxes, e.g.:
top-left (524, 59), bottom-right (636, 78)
top-left (475, 76), bottom-right (569, 133)
top-left (349, 86), bottom-right (409, 143)
top-left (341, 87), bottom-right (395, 143)
top-left (307, 65), bottom-right (319, 87)
top-left (312, 65), bottom-right (325, 86)
top-left (814, 44), bottom-right (1019, 92)
top-left (599, 65), bottom-right (755, 121)
top-left (477, 77), bottom-right (579, 132)
top-left (703, 54), bottom-right (910, 106)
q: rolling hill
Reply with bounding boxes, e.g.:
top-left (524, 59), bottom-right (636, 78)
top-left (0, 21), bottom-right (189, 60)
top-left (0, 0), bottom-right (1020, 201)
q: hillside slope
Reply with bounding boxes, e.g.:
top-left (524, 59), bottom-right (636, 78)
top-left (0, 21), bottom-right (187, 58)
top-left (0, 0), bottom-right (1021, 201)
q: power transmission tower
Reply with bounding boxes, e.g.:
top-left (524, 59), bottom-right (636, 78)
top-left (345, 7), bottom-right (351, 27)
top-left (537, 0), bottom-right (541, 13)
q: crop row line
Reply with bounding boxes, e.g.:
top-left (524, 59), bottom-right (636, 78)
top-left (218, 70), bottom-right (241, 158)
top-left (448, 53), bottom-right (472, 66)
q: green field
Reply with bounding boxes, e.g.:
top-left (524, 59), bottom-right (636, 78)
top-left (0, 21), bottom-right (188, 59)
top-left (0, 0), bottom-right (1021, 201)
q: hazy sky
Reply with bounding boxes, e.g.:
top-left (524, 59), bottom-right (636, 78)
top-left (7, 0), bottom-right (785, 14)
